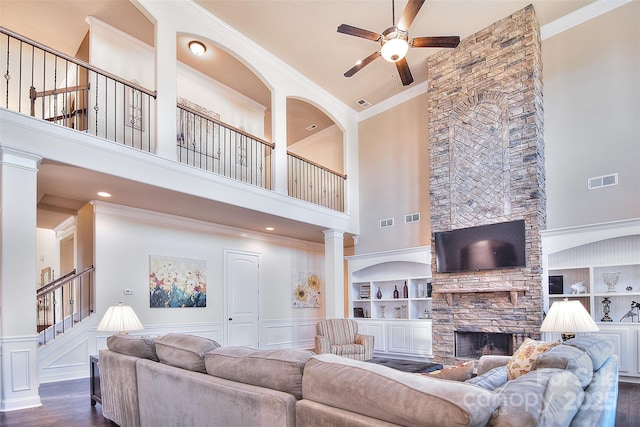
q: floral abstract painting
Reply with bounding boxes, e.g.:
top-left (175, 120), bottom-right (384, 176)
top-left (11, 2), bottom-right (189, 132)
top-left (149, 255), bottom-right (206, 308)
top-left (292, 271), bottom-right (321, 308)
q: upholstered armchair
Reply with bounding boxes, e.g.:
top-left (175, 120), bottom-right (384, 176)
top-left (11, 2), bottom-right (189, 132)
top-left (314, 319), bottom-right (374, 361)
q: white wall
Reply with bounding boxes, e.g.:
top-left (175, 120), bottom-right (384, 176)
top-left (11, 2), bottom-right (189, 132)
top-left (355, 95), bottom-right (430, 254)
top-left (288, 125), bottom-right (343, 174)
top-left (35, 228), bottom-right (59, 286)
top-left (543, 1), bottom-right (640, 229)
top-left (87, 17), bottom-right (265, 139)
top-left (93, 202), bottom-right (324, 345)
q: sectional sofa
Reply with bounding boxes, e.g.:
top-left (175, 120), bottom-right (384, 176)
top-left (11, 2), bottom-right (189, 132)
top-left (98, 333), bottom-right (618, 427)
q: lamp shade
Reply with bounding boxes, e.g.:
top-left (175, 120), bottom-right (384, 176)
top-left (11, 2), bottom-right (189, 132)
top-left (540, 299), bottom-right (599, 338)
top-left (96, 302), bottom-right (144, 332)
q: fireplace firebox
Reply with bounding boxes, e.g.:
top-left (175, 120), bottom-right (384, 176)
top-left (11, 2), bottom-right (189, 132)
top-left (455, 331), bottom-right (515, 359)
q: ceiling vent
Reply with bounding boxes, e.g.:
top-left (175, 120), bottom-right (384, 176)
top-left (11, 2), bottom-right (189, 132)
top-left (405, 213), bottom-right (420, 223)
top-left (588, 173), bottom-right (618, 190)
top-left (305, 124), bottom-right (318, 131)
top-left (380, 218), bottom-right (394, 228)
top-left (356, 99), bottom-right (371, 108)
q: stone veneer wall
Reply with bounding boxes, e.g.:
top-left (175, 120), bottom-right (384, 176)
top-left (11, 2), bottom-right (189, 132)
top-left (426, 5), bottom-right (545, 365)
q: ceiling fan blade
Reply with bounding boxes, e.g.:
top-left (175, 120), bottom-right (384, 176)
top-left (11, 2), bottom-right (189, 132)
top-left (337, 24), bottom-right (382, 42)
top-left (397, 0), bottom-right (426, 31)
top-left (395, 57), bottom-right (414, 86)
top-left (411, 36), bottom-right (461, 48)
top-left (344, 51), bottom-right (382, 77)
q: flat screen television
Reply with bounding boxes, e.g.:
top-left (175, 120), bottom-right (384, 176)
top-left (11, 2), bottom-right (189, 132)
top-left (434, 220), bottom-right (526, 273)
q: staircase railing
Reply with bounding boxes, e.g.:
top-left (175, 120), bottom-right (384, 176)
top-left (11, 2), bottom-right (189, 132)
top-left (1, 26), bottom-right (156, 151)
top-left (36, 265), bottom-right (95, 345)
top-left (288, 152), bottom-right (346, 212)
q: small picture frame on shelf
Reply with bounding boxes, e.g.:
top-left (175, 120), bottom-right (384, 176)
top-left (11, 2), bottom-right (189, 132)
top-left (549, 275), bottom-right (564, 294)
top-left (353, 307), bottom-right (365, 318)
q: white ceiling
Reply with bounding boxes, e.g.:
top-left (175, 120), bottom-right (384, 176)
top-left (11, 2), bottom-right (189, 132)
top-left (0, 0), bottom-right (597, 243)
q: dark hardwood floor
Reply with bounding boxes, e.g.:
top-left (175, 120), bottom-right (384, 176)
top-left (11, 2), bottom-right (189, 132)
top-left (0, 378), bottom-right (638, 426)
top-left (0, 379), bottom-right (114, 427)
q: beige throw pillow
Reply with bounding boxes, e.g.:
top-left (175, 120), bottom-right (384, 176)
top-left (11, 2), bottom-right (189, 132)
top-left (423, 361), bottom-right (474, 381)
top-left (506, 338), bottom-right (559, 380)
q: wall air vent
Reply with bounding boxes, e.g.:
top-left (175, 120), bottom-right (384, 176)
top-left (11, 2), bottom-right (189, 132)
top-left (588, 173), bottom-right (618, 190)
top-left (356, 99), bottom-right (371, 108)
top-left (405, 213), bottom-right (420, 223)
top-left (380, 218), bottom-right (394, 228)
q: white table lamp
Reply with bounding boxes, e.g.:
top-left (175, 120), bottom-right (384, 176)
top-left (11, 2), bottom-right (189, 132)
top-left (540, 298), bottom-right (599, 341)
top-left (96, 302), bottom-right (144, 333)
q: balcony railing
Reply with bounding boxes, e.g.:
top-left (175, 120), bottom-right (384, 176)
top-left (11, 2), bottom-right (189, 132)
top-left (36, 266), bottom-right (95, 345)
top-left (177, 104), bottom-right (273, 189)
top-left (1, 26), bottom-right (156, 151)
top-left (2, 26), bottom-right (347, 212)
top-left (288, 152), bottom-right (346, 212)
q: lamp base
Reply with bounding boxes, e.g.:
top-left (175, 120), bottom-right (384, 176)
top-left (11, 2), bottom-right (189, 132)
top-left (561, 333), bottom-right (575, 341)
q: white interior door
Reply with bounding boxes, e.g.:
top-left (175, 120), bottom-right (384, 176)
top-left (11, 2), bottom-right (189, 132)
top-left (225, 250), bottom-right (260, 347)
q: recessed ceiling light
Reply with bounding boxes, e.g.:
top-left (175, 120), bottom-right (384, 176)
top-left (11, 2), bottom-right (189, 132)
top-left (265, 227), bottom-right (275, 231)
top-left (188, 41), bottom-right (206, 56)
top-left (97, 191), bottom-right (111, 198)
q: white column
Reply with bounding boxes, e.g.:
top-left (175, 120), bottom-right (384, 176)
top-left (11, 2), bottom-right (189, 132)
top-left (153, 18), bottom-right (177, 160)
top-left (323, 229), bottom-right (345, 319)
top-left (271, 90), bottom-right (288, 195)
top-left (0, 147), bottom-right (42, 411)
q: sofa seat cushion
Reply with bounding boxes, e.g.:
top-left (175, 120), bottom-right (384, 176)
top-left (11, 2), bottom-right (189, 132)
top-left (205, 347), bottom-right (313, 399)
top-left (466, 366), bottom-right (508, 391)
top-left (564, 335), bottom-right (615, 371)
top-left (534, 344), bottom-right (593, 388)
top-left (303, 354), bottom-right (499, 427)
top-left (155, 333), bottom-right (220, 373)
top-left (489, 368), bottom-right (584, 427)
top-left (106, 333), bottom-right (158, 361)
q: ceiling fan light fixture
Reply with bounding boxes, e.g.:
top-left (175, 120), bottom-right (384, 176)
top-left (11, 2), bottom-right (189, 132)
top-left (381, 37), bottom-right (408, 62)
top-left (188, 40), bottom-right (206, 56)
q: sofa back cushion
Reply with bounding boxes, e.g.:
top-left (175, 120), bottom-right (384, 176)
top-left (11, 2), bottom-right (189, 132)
top-left (534, 344), bottom-right (593, 388)
top-left (466, 366), bottom-right (508, 391)
top-left (205, 347), bottom-right (313, 399)
top-left (303, 354), bottom-right (499, 427)
top-left (155, 333), bottom-right (220, 373)
top-left (107, 333), bottom-right (158, 361)
top-left (564, 335), bottom-right (615, 371)
top-left (490, 368), bottom-right (584, 427)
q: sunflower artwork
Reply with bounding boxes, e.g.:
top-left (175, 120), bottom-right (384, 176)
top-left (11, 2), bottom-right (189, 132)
top-left (292, 272), bottom-right (321, 308)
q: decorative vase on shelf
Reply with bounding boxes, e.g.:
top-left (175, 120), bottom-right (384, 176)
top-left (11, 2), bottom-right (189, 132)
top-left (403, 281), bottom-right (408, 299)
top-left (379, 305), bottom-right (386, 318)
top-left (401, 304), bottom-right (407, 319)
top-left (602, 272), bottom-right (620, 293)
top-left (601, 297), bottom-right (613, 322)
top-left (393, 285), bottom-right (399, 299)
top-left (394, 306), bottom-right (401, 318)
top-left (376, 287), bottom-right (382, 299)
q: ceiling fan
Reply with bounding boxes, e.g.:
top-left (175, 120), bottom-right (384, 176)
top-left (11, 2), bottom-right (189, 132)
top-left (337, 0), bottom-right (460, 86)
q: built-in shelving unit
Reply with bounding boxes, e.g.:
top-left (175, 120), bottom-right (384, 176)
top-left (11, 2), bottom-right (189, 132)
top-left (542, 219), bottom-right (640, 379)
top-left (346, 247), bottom-right (433, 360)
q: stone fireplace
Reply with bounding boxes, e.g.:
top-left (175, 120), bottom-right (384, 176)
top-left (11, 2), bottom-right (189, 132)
top-left (427, 5), bottom-right (545, 365)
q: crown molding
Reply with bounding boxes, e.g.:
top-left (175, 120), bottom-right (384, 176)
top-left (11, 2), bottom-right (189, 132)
top-left (541, 0), bottom-right (632, 40)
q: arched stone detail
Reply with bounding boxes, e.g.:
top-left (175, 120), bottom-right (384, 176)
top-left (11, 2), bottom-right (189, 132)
top-left (448, 91), bottom-right (510, 226)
